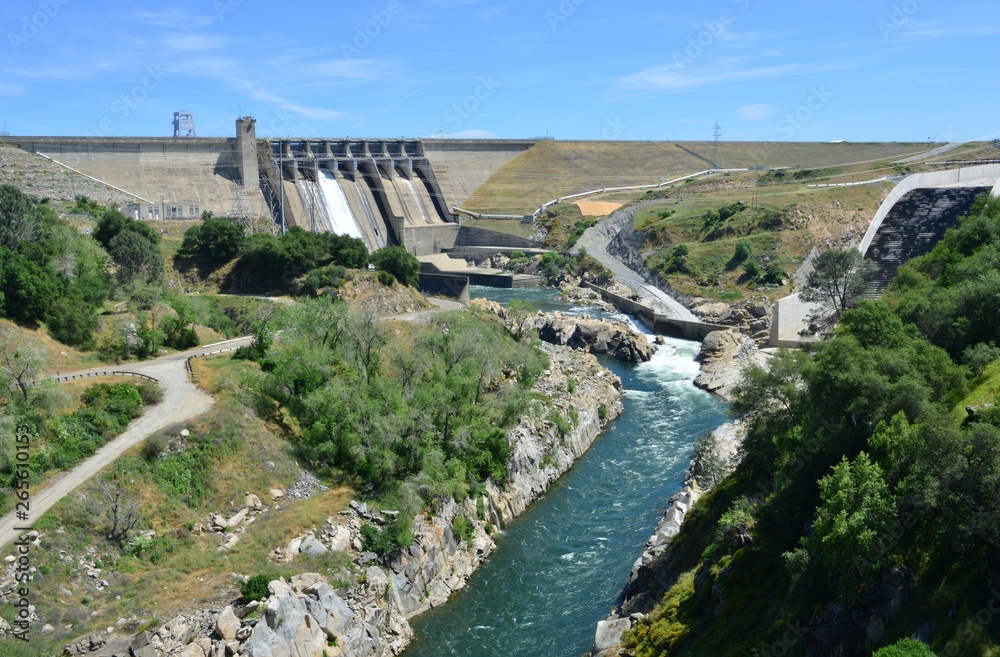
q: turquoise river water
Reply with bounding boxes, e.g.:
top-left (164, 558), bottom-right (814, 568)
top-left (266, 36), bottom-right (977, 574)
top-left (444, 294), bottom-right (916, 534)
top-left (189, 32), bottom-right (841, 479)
top-left (403, 287), bottom-right (727, 657)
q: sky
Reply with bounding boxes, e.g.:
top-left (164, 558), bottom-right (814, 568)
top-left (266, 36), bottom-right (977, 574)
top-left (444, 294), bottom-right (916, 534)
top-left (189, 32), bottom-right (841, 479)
top-left (1, 0), bottom-right (998, 143)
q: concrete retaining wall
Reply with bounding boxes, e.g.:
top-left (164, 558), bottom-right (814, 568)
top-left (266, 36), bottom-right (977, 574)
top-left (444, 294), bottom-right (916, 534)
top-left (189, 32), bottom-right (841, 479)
top-left (418, 273), bottom-right (470, 303)
top-left (455, 226), bottom-right (544, 249)
top-left (581, 282), bottom-right (726, 341)
top-left (858, 164), bottom-right (1000, 255)
top-left (404, 224), bottom-right (461, 256)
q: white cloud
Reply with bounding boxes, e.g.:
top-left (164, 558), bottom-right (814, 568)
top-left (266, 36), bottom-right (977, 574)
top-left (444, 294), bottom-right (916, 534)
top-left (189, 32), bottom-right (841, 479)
top-left (162, 34), bottom-right (229, 52)
top-left (739, 104), bottom-right (775, 121)
top-left (617, 61), bottom-right (798, 92)
top-left (0, 82), bottom-right (27, 96)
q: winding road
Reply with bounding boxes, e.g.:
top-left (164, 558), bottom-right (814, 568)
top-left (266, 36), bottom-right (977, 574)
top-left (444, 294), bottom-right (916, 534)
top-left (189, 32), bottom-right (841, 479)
top-left (572, 203), bottom-right (698, 322)
top-left (0, 337), bottom-right (253, 550)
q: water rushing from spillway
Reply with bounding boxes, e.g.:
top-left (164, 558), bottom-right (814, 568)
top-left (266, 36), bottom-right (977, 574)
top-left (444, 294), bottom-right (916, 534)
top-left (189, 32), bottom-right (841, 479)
top-left (317, 170), bottom-right (364, 240)
top-left (404, 287), bottom-right (727, 657)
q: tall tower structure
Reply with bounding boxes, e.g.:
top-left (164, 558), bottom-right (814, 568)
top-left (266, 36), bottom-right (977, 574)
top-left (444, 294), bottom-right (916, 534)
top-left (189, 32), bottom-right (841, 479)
top-left (173, 111), bottom-right (196, 137)
top-left (713, 121), bottom-right (724, 169)
top-left (235, 116), bottom-right (260, 191)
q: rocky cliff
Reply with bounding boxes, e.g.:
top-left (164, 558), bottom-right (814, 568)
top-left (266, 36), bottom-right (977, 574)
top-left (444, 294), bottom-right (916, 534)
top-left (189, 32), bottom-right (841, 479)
top-left (533, 313), bottom-right (653, 364)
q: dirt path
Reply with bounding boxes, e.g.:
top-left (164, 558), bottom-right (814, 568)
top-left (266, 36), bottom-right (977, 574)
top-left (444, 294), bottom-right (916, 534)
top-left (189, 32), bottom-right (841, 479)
top-left (0, 337), bottom-right (253, 550)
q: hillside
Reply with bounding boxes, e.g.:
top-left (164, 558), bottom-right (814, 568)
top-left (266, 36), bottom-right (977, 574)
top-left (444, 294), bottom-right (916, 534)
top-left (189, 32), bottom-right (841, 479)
top-left (618, 197), bottom-right (1000, 657)
top-left (461, 140), bottom-right (937, 216)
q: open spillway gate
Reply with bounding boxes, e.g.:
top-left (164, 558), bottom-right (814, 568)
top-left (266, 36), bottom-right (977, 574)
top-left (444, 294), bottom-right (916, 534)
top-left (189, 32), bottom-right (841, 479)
top-left (258, 138), bottom-right (460, 255)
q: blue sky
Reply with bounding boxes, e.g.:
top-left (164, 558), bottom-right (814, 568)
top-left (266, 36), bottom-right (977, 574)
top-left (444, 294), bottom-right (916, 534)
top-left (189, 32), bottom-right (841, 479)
top-left (1, 0), bottom-right (998, 142)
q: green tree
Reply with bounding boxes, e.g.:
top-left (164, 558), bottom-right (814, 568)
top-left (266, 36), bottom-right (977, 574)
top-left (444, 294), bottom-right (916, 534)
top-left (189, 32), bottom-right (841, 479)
top-left (872, 639), bottom-right (935, 657)
top-left (505, 298), bottom-right (537, 342)
top-left (371, 245), bottom-right (420, 287)
top-left (800, 248), bottom-right (876, 324)
top-left (46, 293), bottom-right (100, 347)
top-left (108, 230), bottom-right (163, 286)
top-left (94, 209), bottom-right (159, 250)
top-left (0, 184), bottom-right (41, 250)
top-left (807, 452), bottom-right (898, 597)
top-left (0, 249), bottom-right (60, 323)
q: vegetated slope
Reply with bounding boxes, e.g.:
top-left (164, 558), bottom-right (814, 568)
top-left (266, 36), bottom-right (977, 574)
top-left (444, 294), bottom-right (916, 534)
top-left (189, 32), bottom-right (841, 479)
top-left (625, 174), bottom-right (889, 302)
top-left (461, 141), bottom-right (933, 215)
top-left (624, 197), bottom-right (1000, 657)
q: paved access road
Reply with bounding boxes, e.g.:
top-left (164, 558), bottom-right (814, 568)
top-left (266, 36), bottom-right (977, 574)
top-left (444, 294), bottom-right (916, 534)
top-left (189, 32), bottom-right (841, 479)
top-left (572, 203), bottom-right (698, 322)
top-left (0, 337), bottom-right (253, 550)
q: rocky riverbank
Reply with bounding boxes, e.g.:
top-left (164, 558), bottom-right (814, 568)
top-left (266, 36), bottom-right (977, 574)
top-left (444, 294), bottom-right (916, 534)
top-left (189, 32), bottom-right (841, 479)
top-left (591, 421), bottom-right (745, 656)
top-left (75, 343), bottom-right (623, 657)
top-left (693, 329), bottom-right (768, 401)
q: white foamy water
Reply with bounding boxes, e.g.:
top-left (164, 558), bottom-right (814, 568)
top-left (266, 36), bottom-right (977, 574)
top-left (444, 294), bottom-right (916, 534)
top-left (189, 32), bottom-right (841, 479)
top-left (317, 170), bottom-right (364, 240)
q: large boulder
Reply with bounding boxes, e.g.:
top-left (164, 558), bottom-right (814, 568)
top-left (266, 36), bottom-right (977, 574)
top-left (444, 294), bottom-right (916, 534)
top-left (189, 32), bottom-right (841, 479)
top-left (534, 314), bottom-right (652, 363)
top-left (693, 329), bottom-right (767, 401)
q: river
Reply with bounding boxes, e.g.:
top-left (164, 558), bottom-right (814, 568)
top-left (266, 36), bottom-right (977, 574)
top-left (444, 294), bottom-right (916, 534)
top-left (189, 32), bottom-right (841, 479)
top-left (403, 287), bottom-right (727, 657)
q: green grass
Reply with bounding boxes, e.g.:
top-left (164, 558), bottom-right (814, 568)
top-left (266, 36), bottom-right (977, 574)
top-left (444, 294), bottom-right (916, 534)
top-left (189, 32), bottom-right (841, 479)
top-left (953, 359), bottom-right (1000, 423)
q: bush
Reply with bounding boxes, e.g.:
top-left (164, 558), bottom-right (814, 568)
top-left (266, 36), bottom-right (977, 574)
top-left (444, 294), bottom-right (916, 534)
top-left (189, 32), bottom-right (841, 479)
top-left (872, 639), bottom-right (935, 657)
top-left (452, 515), bottom-right (475, 543)
top-left (376, 270), bottom-right (395, 287)
top-left (360, 516), bottom-right (413, 562)
top-left (141, 435), bottom-right (167, 461)
top-left (240, 574), bottom-right (272, 602)
top-left (46, 293), bottom-right (99, 347)
top-left (371, 246), bottom-right (419, 287)
top-left (733, 239), bottom-right (753, 263)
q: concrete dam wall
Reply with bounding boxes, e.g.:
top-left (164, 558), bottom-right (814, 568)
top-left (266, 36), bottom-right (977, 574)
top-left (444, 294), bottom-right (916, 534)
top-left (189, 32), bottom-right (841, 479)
top-left (8, 123), bottom-right (540, 257)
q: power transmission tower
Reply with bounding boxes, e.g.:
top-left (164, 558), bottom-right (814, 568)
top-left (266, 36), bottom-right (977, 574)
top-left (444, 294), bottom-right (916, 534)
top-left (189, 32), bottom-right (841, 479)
top-left (230, 181), bottom-right (252, 232)
top-left (713, 121), bottom-right (724, 169)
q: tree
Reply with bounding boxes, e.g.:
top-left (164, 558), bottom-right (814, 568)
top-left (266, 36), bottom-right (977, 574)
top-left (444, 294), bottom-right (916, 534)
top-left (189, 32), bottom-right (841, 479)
top-left (94, 209), bottom-right (159, 250)
top-left (505, 298), bottom-right (537, 342)
top-left (46, 293), bottom-right (99, 347)
top-left (0, 250), bottom-right (60, 323)
top-left (89, 479), bottom-right (141, 545)
top-left (0, 184), bottom-right (41, 250)
top-left (806, 452), bottom-right (898, 597)
top-left (800, 248), bottom-right (876, 324)
top-left (371, 245), bottom-right (420, 287)
top-left (0, 325), bottom-right (47, 403)
top-left (108, 229), bottom-right (163, 286)
top-left (191, 217), bottom-right (246, 263)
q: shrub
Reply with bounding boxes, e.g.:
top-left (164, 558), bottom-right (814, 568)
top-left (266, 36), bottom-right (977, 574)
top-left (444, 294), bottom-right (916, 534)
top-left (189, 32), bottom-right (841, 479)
top-left (733, 239), bottom-right (753, 263)
top-left (452, 515), bottom-right (475, 543)
top-left (371, 246), bottom-right (420, 287)
top-left (376, 270), bottom-right (395, 287)
top-left (872, 639), bottom-right (935, 657)
top-left (240, 574), bottom-right (272, 602)
top-left (141, 435), bottom-right (167, 461)
top-left (360, 516), bottom-right (413, 562)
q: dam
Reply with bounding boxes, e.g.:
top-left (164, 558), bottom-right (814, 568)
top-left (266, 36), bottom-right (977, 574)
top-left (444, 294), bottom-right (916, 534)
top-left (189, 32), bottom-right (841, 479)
top-left (5, 119), bottom-right (538, 256)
